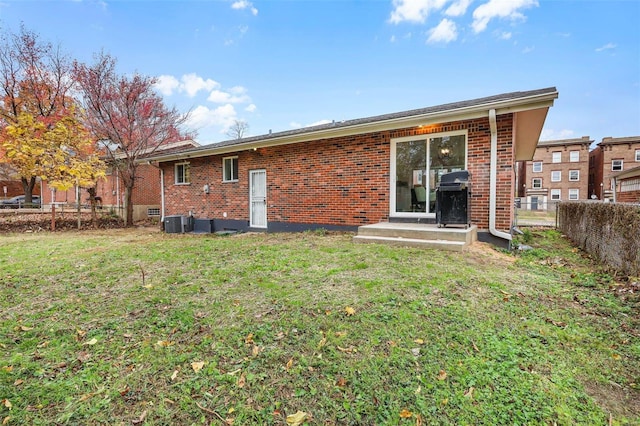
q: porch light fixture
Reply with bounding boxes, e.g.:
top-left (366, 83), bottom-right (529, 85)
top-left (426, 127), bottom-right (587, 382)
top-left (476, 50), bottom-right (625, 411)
top-left (203, 184), bottom-right (210, 194)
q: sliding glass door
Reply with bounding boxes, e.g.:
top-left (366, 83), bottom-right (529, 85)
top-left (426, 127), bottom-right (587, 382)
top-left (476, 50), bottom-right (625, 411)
top-left (391, 132), bottom-right (467, 216)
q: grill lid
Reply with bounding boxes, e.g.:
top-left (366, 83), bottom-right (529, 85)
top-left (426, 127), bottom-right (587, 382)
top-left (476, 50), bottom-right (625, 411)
top-left (440, 170), bottom-right (470, 184)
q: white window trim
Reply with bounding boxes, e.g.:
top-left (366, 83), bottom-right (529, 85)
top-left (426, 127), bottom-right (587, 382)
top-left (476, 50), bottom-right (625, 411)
top-left (389, 129), bottom-right (468, 218)
top-left (223, 156), bottom-right (239, 182)
top-left (175, 162), bottom-right (190, 185)
top-left (568, 189), bottom-right (579, 200)
top-left (532, 178), bottom-right (542, 189)
top-left (611, 159), bottom-right (623, 172)
top-left (569, 170), bottom-right (580, 181)
top-left (551, 171), bottom-right (561, 182)
top-left (569, 151), bottom-right (579, 162)
top-left (552, 152), bottom-right (561, 163)
top-left (550, 189), bottom-right (561, 200)
top-left (532, 161), bottom-right (542, 173)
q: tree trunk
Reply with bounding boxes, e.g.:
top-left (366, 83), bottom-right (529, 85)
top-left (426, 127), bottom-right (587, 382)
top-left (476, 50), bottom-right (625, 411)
top-left (87, 186), bottom-right (98, 224)
top-left (124, 184), bottom-right (134, 227)
top-left (21, 176), bottom-right (37, 204)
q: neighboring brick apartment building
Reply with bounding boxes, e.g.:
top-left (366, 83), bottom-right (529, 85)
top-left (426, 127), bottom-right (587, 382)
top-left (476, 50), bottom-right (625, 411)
top-left (521, 136), bottom-right (592, 210)
top-left (589, 136), bottom-right (640, 201)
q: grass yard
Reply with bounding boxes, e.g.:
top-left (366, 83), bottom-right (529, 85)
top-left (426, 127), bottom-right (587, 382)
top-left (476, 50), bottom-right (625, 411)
top-left (0, 228), bottom-right (638, 425)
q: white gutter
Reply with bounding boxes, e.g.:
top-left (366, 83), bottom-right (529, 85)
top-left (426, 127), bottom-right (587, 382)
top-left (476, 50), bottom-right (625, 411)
top-left (489, 109), bottom-right (512, 241)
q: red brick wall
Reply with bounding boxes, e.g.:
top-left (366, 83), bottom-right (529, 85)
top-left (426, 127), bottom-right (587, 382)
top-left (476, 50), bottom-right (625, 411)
top-left (617, 190), bottom-right (640, 203)
top-left (162, 114), bottom-right (515, 232)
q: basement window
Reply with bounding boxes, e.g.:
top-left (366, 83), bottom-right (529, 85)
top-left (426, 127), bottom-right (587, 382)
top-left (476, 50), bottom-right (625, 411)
top-left (147, 208), bottom-right (161, 217)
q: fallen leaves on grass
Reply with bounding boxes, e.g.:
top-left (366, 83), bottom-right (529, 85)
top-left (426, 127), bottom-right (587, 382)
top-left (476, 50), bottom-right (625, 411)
top-left (156, 340), bottom-right (173, 348)
top-left (84, 338), bottom-right (98, 346)
top-left (2, 416), bottom-right (10, 425)
top-left (399, 409), bottom-right (413, 418)
top-left (286, 358), bottom-right (294, 371)
top-left (237, 372), bottom-right (246, 388)
top-left (1, 366), bottom-right (12, 373)
top-left (344, 306), bottom-right (356, 316)
top-left (191, 361), bottom-right (205, 373)
top-left (464, 386), bottom-right (475, 399)
top-left (286, 410), bottom-right (309, 426)
top-left (437, 370), bottom-right (447, 381)
top-left (131, 410), bottom-right (147, 425)
top-left (1, 399), bottom-right (11, 410)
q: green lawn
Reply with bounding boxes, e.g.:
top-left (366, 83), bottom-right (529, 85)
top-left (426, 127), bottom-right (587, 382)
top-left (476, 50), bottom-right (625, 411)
top-left (0, 228), bottom-right (638, 425)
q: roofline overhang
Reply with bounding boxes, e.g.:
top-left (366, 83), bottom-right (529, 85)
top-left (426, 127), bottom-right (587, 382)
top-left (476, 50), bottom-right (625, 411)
top-left (147, 89), bottom-right (558, 164)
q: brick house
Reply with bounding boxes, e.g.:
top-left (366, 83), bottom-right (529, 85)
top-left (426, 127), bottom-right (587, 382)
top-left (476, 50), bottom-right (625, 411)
top-left (589, 136), bottom-right (640, 201)
top-left (520, 136), bottom-right (592, 210)
top-left (41, 139), bottom-right (199, 221)
top-left (146, 88), bottom-right (558, 245)
top-left (611, 166), bottom-right (640, 203)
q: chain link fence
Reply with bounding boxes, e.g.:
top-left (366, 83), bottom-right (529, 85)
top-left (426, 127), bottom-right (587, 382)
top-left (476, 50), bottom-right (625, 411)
top-left (514, 199), bottom-right (558, 227)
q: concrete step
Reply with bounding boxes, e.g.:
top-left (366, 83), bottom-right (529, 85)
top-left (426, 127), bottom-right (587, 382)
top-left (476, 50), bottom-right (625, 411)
top-left (352, 234), bottom-right (468, 252)
top-left (356, 222), bottom-right (477, 245)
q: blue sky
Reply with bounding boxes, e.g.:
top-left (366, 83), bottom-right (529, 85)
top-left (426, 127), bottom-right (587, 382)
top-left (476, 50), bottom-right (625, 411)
top-left (1, 0), bottom-right (638, 146)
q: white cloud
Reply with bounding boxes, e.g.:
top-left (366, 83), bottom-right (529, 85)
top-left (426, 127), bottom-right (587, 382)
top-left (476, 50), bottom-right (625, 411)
top-left (181, 73), bottom-right (220, 98)
top-left (389, 0), bottom-right (449, 24)
top-left (522, 45), bottom-right (534, 53)
top-left (472, 0), bottom-right (538, 34)
top-left (390, 35), bottom-right (397, 42)
top-left (499, 31), bottom-right (512, 40)
top-left (207, 86), bottom-right (251, 104)
top-left (186, 104), bottom-right (238, 138)
top-left (595, 42), bottom-right (616, 52)
top-left (427, 18), bottom-right (458, 44)
top-left (154, 75), bottom-right (180, 96)
top-left (309, 119), bottom-right (332, 127)
top-left (290, 119), bottom-right (332, 129)
top-left (231, 0), bottom-right (258, 16)
top-left (445, 0), bottom-right (472, 17)
top-left (540, 128), bottom-right (575, 141)
top-left (245, 104), bottom-right (257, 112)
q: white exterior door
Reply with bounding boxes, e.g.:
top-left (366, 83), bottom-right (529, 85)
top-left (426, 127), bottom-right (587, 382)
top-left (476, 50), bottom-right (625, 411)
top-left (250, 169), bottom-right (267, 228)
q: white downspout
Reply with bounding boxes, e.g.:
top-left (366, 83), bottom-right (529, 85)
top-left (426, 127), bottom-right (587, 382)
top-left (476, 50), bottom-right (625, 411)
top-left (489, 109), bottom-right (512, 241)
top-left (160, 167), bottom-right (165, 222)
top-left (612, 176), bottom-right (617, 203)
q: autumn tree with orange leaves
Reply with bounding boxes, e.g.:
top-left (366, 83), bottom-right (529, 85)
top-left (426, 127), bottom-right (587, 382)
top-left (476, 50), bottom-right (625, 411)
top-left (0, 26), bottom-right (105, 207)
top-left (74, 53), bottom-right (193, 226)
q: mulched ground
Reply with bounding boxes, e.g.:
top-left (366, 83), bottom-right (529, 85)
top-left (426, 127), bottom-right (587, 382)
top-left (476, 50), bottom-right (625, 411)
top-left (0, 211), bottom-right (127, 233)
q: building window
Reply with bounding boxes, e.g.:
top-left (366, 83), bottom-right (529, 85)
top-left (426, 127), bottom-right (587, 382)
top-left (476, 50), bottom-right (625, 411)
top-left (636, 150), bottom-right (640, 162)
top-left (568, 189), bottom-right (579, 200)
top-left (569, 170), bottom-right (579, 181)
top-left (551, 171), bottom-right (561, 182)
top-left (147, 208), bottom-right (161, 216)
top-left (569, 151), bottom-right (579, 162)
top-left (532, 178), bottom-right (542, 189)
top-left (532, 161), bottom-right (542, 173)
top-left (550, 189), bottom-right (561, 200)
top-left (223, 156), bottom-right (239, 182)
top-left (611, 159), bottom-right (623, 172)
top-left (552, 152), bottom-right (561, 163)
top-left (175, 162), bottom-right (190, 184)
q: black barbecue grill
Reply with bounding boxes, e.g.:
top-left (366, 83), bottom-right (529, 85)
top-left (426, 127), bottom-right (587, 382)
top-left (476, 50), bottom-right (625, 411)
top-left (436, 170), bottom-right (471, 228)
